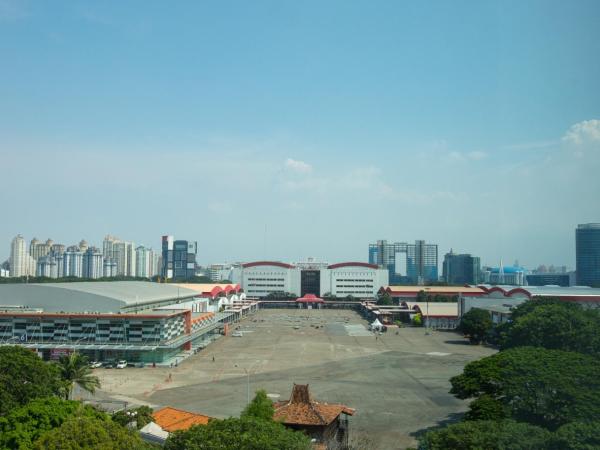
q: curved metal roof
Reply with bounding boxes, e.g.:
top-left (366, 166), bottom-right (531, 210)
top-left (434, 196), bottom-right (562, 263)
top-left (0, 281), bottom-right (198, 313)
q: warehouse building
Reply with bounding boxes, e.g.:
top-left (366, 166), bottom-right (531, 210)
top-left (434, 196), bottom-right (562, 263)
top-left (0, 281), bottom-right (253, 364)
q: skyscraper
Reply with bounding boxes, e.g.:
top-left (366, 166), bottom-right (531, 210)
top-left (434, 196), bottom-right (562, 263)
top-left (161, 235), bottom-right (197, 280)
top-left (63, 245), bottom-right (83, 278)
top-left (82, 247), bottom-right (103, 279)
top-left (10, 235), bottom-right (36, 277)
top-left (30, 238), bottom-right (52, 261)
top-left (135, 246), bottom-right (157, 278)
top-left (576, 223), bottom-right (600, 286)
top-left (442, 250), bottom-right (481, 285)
top-left (369, 239), bottom-right (438, 285)
top-left (103, 235), bottom-right (136, 276)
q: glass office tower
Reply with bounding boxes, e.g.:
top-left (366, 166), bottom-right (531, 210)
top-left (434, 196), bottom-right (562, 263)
top-left (576, 223), bottom-right (600, 286)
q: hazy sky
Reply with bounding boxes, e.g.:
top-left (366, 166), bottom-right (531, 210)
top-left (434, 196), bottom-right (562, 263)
top-left (1, 0), bottom-right (599, 268)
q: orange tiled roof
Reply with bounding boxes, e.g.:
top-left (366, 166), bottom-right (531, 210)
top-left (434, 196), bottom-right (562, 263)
top-left (152, 406), bottom-right (212, 432)
top-left (273, 384), bottom-right (355, 426)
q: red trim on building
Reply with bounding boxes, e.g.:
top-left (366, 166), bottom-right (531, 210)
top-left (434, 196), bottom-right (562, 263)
top-left (0, 311), bottom-right (186, 319)
top-left (327, 262), bottom-right (379, 270)
top-left (505, 287), bottom-right (532, 298)
top-left (242, 261), bottom-right (296, 269)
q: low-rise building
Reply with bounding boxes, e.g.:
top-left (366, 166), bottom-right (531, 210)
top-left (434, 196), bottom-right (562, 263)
top-left (0, 281), bottom-right (248, 364)
top-left (274, 384), bottom-right (355, 449)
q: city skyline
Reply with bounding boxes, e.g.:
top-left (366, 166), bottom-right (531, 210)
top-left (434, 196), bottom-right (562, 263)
top-left (1, 2), bottom-right (599, 268)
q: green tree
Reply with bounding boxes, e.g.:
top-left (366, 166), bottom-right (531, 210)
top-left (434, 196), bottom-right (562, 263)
top-left (56, 352), bottom-right (100, 400)
top-left (550, 421), bottom-right (600, 450)
top-left (0, 346), bottom-right (62, 416)
top-left (419, 420), bottom-right (552, 450)
top-left (458, 308), bottom-right (493, 344)
top-left (164, 417), bottom-right (311, 450)
top-left (112, 406), bottom-right (154, 430)
top-left (33, 416), bottom-right (151, 450)
top-left (450, 347), bottom-right (600, 430)
top-left (412, 313), bottom-right (423, 327)
top-left (0, 397), bottom-right (105, 450)
top-left (502, 301), bottom-right (600, 356)
top-left (377, 292), bottom-right (393, 306)
top-left (241, 390), bottom-right (275, 421)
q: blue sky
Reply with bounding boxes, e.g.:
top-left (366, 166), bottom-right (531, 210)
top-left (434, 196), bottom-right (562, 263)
top-left (1, 0), bottom-right (599, 268)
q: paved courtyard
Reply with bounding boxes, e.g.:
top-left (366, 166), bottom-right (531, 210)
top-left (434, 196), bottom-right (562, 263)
top-left (91, 309), bottom-right (495, 449)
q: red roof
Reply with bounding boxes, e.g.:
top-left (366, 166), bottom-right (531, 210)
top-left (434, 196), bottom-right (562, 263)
top-left (273, 384), bottom-right (355, 426)
top-left (296, 294), bottom-right (325, 303)
top-left (327, 262), bottom-right (379, 270)
top-left (152, 407), bottom-right (212, 431)
top-left (242, 261), bottom-right (295, 269)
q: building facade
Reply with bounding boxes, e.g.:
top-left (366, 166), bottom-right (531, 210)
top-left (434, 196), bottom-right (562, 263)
top-left (161, 236), bottom-right (197, 280)
top-left (83, 247), bottom-right (104, 279)
top-left (369, 239), bottom-right (438, 285)
top-left (136, 246), bottom-right (157, 278)
top-left (442, 251), bottom-right (481, 285)
top-left (63, 246), bottom-right (84, 278)
top-left (10, 235), bottom-right (36, 277)
top-left (576, 223), bottom-right (600, 286)
top-left (526, 273), bottom-right (570, 287)
top-left (241, 261), bottom-right (388, 299)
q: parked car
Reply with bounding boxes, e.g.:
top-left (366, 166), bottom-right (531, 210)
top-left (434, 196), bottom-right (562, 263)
top-left (89, 361), bottom-right (103, 368)
top-left (231, 331), bottom-right (243, 337)
top-left (116, 360), bottom-right (128, 369)
top-left (104, 361), bottom-right (115, 369)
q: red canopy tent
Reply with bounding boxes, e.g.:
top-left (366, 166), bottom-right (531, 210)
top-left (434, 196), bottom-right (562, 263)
top-left (295, 293), bottom-right (325, 304)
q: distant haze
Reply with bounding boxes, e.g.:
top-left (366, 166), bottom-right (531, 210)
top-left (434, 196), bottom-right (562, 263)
top-left (1, 1), bottom-right (599, 268)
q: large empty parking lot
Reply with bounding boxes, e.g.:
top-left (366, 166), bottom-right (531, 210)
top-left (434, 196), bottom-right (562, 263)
top-left (92, 309), bottom-right (494, 449)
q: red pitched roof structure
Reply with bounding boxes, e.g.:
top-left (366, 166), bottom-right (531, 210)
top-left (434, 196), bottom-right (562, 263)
top-left (152, 406), bottom-right (212, 432)
top-left (273, 384), bottom-right (355, 426)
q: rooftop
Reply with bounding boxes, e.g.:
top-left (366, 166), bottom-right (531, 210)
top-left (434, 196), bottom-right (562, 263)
top-left (152, 406), bottom-right (212, 431)
top-left (382, 286), bottom-right (486, 295)
top-left (0, 281), bottom-right (199, 313)
top-left (273, 384), bottom-right (355, 426)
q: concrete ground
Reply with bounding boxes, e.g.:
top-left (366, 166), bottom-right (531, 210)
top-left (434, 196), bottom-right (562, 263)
top-left (90, 309), bottom-right (494, 449)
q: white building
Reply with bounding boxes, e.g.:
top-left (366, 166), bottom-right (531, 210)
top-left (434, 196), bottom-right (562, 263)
top-left (10, 235), bottom-right (36, 277)
top-left (37, 255), bottom-right (60, 278)
top-left (103, 258), bottom-right (117, 277)
top-left (240, 261), bottom-right (389, 299)
top-left (136, 246), bottom-right (157, 278)
top-left (103, 235), bottom-right (136, 277)
top-left (208, 263), bottom-right (234, 282)
top-left (83, 247), bottom-right (104, 279)
top-left (63, 246), bottom-right (84, 278)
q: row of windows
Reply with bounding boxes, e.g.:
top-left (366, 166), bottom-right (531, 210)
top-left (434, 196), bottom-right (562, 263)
top-left (335, 284), bottom-right (374, 288)
top-left (247, 277), bottom-right (285, 281)
top-left (333, 279), bottom-right (375, 282)
top-left (247, 284), bottom-right (284, 288)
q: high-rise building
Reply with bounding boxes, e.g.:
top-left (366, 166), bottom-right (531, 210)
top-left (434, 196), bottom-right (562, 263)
top-left (51, 244), bottom-right (65, 256)
top-left (369, 239), bottom-right (438, 284)
top-left (442, 251), bottom-right (481, 285)
top-left (10, 235), bottom-right (36, 277)
top-left (79, 239), bottom-right (89, 253)
top-left (82, 247), bottom-right (103, 279)
top-left (135, 246), bottom-right (157, 278)
top-left (576, 223), bottom-right (600, 286)
top-left (37, 255), bottom-right (59, 278)
top-left (103, 235), bottom-right (136, 276)
top-left (103, 259), bottom-right (117, 277)
top-left (161, 235), bottom-right (197, 280)
top-left (30, 238), bottom-right (52, 261)
top-left (63, 246), bottom-right (84, 278)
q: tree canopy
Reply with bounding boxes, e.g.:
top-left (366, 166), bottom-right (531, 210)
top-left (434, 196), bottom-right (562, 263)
top-left (458, 308), bottom-right (493, 344)
top-left (419, 419), bottom-right (552, 450)
top-left (164, 417), bottom-right (311, 450)
top-left (33, 416), bottom-right (152, 450)
top-left (0, 346), bottom-right (62, 416)
top-left (376, 292), bottom-right (393, 306)
top-left (0, 397), bottom-right (105, 450)
top-left (450, 347), bottom-right (600, 430)
top-left (501, 300), bottom-right (600, 357)
top-left (241, 390), bottom-right (275, 422)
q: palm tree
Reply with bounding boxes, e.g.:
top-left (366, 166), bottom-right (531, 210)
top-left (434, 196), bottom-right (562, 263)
top-left (56, 352), bottom-right (100, 400)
